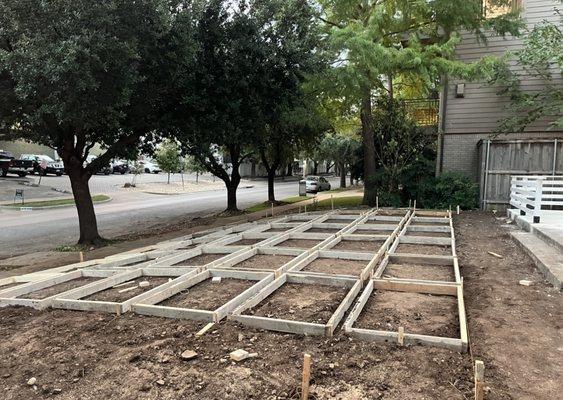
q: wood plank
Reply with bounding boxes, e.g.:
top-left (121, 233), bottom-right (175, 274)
top-left (132, 304), bottom-right (215, 321)
top-left (326, 279), bottom-right (363, 336)
top-left (229, 315), bottom-right (327, 336)
top-left (372, 279), bottom-right (457, 296)
top-left (389, 253), bottom-right (454, 266)
top-left (347, 328), bottom-right (463, 351)
top-left (343, 280), bottom-right (374, 331)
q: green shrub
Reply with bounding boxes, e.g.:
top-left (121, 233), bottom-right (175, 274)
top-left (416, 172), bottom-right (478, 210)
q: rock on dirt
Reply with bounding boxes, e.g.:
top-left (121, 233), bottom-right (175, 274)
top-left (180, 350), bottom-right (198, 360)
top-left (27, 377), bottom-right (36, 385)
top-left (229, 349), bottom-right (258, 362)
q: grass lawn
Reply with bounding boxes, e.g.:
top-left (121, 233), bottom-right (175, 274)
top-left (7, 194), bottom-right (110, 208)
top-left (308, 195), bottom-right (365, 210)
top-left (245, 195), bottom-right (310, 213)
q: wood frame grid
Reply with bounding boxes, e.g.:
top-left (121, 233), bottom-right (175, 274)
top-left (229, 272), bottom-right (363, 337)
top-left (132, 269), bottom-right (275, 322)
top-left (51, 267), bottom-right (198, 314)
top-left (344, 210), bottom-right (468, 352)
top-left (1, 207), bottom-right (468, 352)
top-left (0, 269), bottom-right (119, 309)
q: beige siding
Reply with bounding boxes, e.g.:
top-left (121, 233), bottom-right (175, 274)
top-left (444, 0), bottom-right (563, 134)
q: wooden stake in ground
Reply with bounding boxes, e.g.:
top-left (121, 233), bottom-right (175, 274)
top-left (331, 195), bottom-right (334, 210)
top-left (301, 353), bottom-right (312, 400)
top-left (79, 251), bottom-right (84, 263)
top-left (272, 203), bottom-right (274, 217)
top-left (475, 360), bottom-right (485, 400)
top-left (376, 196), bottom-right (379, 210)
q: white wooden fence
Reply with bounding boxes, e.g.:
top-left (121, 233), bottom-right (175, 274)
top-left (510, 175), bottom-right (563, 223)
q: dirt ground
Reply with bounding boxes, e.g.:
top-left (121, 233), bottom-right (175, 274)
top-left (383, 263), bottom-right (455, 282)
top-left (395, 244), bottom-right (452, 256)
top-left (274, 239), bottom-right (322, 249)
top-left (159, 279), bottom-right (255, 310)
top-left (0, 211), bottom-right (562, 400)
top-left (354, 291), bottom-right (459, 338)
top-left (232, 254), bottom-right (295, 271)
top-left (174, 253), bottom-right (228, 266)
top-left (301, 258), bottom-right (368, 276)
top-left (84, 277), bottom-right (172, 303)
top-left (244, 283), bottom-right (349, 324)
top-left (330, 240), bottom-right (383, 252)
top-left (305, 228), bottom-right (340, 233)
top-left (353, 229), bottom-right (392, 235)
top-left (18, 277), bottom-right (100, 300)
top-left (406, 231), bottom-right (450, 238)
top-left (227, 238), bottom-right (264, 246)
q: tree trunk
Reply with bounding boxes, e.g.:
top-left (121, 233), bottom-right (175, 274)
top-left (361, 86), bottom-right (377, 206)
top-left (267, 168), bottom-right (276, 203)
top-left (250, 161), bottom-right (256, 179)
top-left (66, 163), bottom-right (102, 245)
top-left (167, 172), bottom-right (170, 184)
top-left (339, 162), bottom-right (346, 189)
top-left (287, 163), bottom-right (292, 176)
top-left (225, 166), bottom-right (241, 212)
top-left (349, 170), bottom-right (354, 186)
top-left (313, 161), bottom-right (318, 175)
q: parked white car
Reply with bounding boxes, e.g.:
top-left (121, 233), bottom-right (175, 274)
top-left (139, 160), bottom-right (161, 174)
top-left (301, 176), bottom-right (331, 193)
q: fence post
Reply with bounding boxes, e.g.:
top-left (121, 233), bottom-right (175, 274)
top-left (533, 178), bottom-right (543, 223)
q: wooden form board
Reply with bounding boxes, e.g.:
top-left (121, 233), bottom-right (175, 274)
top-left (132, 269), bottom-right (275, 322)
top-left (51, 267), bottom-right (198, 314)
top-left (347, 209), bottom-right (468, 351)
top-left (229, 272), bottom-right (362, 337)
top-left (0, 269), bottom-right (119, 310)
top-left (343, 278), bottom-right (467, 352)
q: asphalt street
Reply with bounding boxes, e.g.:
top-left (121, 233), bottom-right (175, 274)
top-left (0, 176), bottom-right (340, 258)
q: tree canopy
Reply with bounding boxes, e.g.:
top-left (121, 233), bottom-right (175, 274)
top-left (313, 0), bottom-right (523, 205)
top-left (0, 0), bottom-right (188, 243)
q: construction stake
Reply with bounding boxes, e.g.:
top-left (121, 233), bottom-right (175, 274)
top-left (195, 322), bottom-right (215, 337)
top-left (79, 251), bottom-right (84, 263)
top-left (301, 353), bottom-right (312, 400)
top-left (272, 203), bottom-right (274, 217)
top-left (331, 195), bottom-right (334, 210)
top-left (457, 205), bottom-right (460, 215)
top-left (397, 326), bottom-right (404, 346)
top-left (475, 360), bottom-right (485, 400)
top-left (376, 196), bottom-right (379, 210)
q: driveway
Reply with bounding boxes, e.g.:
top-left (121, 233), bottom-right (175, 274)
top-left (0, 176), bottom-right (341, 258)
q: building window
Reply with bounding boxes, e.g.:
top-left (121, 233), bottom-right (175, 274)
top-left (483, 0), bottom-right (523, 18)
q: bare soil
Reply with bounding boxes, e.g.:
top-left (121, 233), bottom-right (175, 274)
top-left (354, 291), bottom-right (459, 338)
top-left (395, 244), bottom-right (452, 256)
top-left (83, 277), bottom-right (171, 303)
top-left (411, 222), bottom-right (449, 226)
top-left (0, 211), bottom-right (561, 400)
top-left (301, 258), bottom-right (368, 276)
top-left (330, 240), bottom-right (383, 252)
top-left (176, 245), bottom-right (198, 250)
top-left (159, 279), bottom-right (255, 310)
top-left (228, 238), bottom-right (263, 246)
top-left (174, 253), bottom-right (227, 266)
top-left (364, 220), bottom-right (399, 225)
top-left (354, 229), bottom-right (392, 235)
top-left (264, 227), bottom-right (291, 233)
top-left (305, 228), bottom-right (340, 233)
top-left (232, 254), bottom-right (295, 271)
top-left (274, 239), bottom-right (322, 249)
top-left (406, 231), bottom-right (451, 238)
top-left (383, 263), bottom-right (455, 282)
top-left (18, 277), bottom-right (100, 300)
top-left (323, 219), bottom-right (354, 225)
top-left (244, 283), bottom-right (348, 324)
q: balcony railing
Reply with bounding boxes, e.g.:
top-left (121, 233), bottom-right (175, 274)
top-left (404, 99), bottom-right (439, 126)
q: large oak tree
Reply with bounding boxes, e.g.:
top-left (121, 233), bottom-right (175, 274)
top-left (0, 0), bottom-right (192, 244)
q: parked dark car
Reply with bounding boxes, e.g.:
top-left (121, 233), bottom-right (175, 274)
top-left (20, 154), bottom-right (65, 176)
top-left (0, 151), bottom-right (34, 177)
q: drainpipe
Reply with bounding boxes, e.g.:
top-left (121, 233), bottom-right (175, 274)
top-left (482, 139), bottom-right (491, 210)
top-left (437, 78), bottom-right (448, 176)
